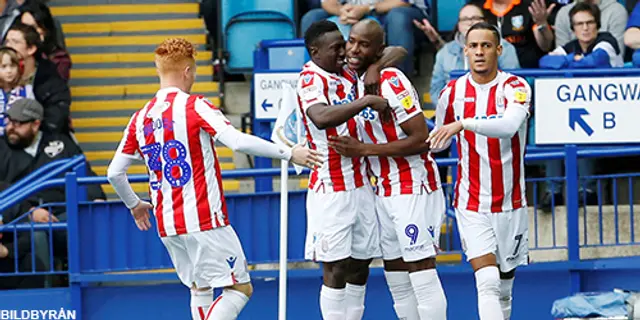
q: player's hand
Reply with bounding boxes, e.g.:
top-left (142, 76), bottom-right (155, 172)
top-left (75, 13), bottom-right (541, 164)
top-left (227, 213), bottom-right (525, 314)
top-left (131, 201), bottom-right (153, 231)
top-left (426, 121), bottom-right (463, 150)
top-left (364, 95), bottom-right (392, 123)
top-left (290, 145), bottom-right (323, 169)
top-left (31, 208), bottom-right (58, 223)
top-left (328, 135), bottom-right (366, 157)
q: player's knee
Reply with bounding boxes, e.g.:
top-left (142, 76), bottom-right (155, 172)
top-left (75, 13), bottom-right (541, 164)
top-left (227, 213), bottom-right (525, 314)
top-left (475, 266), bottom-right (501, 298)
top-left (191, 286), bottom-right (213, 294)
top-left (499, 268), bottom-right (515, 280)
top-left (323, 259), bottom-right (349, 287)
top-left (230, 282), bottom-right (253, 298)
top-left (346, 258), bottom-right (372, 285)
top-left (406, 257), bottom-right (436, 273)
top-left (383, 258), bottom-right (408, 272)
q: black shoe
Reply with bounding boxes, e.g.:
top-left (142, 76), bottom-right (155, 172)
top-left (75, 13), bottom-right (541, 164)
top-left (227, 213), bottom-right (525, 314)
top-left (540, 192), bottom-right (564, 212)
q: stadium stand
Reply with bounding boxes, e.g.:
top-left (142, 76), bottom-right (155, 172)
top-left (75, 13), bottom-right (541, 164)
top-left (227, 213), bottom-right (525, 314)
top-left (49, 1), bottom-right (241, 198)
top-left (2, 0), bottom-right (640, 319)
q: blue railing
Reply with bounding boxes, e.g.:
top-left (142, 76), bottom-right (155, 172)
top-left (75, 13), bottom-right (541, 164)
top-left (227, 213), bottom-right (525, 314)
top-left (1, 147), bottom-right (640, 296)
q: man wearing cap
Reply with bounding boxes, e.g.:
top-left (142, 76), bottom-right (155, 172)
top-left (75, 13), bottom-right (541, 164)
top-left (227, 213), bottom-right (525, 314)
top-left (0, 98), bottom-right (104, 274)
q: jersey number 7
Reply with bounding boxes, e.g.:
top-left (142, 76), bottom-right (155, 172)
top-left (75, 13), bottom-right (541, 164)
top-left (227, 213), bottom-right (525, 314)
top-left (141, 140), bottom-right (192, 189)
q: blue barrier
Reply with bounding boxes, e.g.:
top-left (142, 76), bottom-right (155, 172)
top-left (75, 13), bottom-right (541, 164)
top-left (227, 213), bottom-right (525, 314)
top-left (2, 146), bottom-right (640, 319)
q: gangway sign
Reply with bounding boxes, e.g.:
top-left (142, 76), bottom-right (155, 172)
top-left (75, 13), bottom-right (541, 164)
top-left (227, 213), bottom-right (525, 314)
top-left (253, 72), bottom-right (299, 120)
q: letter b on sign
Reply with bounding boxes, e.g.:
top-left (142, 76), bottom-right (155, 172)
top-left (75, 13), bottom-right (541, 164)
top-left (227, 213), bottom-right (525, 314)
top-left (603, 112), bottom-right (616, 129)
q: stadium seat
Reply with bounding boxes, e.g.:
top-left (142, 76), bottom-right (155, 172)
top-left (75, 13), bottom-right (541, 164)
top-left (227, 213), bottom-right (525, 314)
top-left (435, 0), bottom-right (466, 32)
top-left (220, 0), bottom-right (297, 73)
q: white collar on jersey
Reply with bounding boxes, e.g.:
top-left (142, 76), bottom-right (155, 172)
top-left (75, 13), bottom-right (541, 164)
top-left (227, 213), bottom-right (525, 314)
top-left (467, 71), bottom-right (501, 89)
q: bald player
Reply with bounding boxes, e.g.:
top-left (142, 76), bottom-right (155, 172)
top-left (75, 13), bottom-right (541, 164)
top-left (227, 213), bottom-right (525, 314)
top-left (330, 20), bottom-right (448, 320)
top-left (107, 38), bottom-right (321, 320)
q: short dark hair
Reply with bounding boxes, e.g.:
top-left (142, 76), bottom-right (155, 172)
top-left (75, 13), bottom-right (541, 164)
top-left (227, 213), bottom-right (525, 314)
top-left (9, 22), bottom-right (42, 51)
top-left (465, 22), bottom-right (501, 44)
top-left (569, 2), bottom-right (601, 30)
top-left (304, 20), bottom-right (339, 53)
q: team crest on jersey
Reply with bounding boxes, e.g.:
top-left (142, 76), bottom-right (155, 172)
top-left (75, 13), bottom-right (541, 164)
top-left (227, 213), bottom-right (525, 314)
top-left (511, 15), bottom-right (524, 31)
top-left (302, 74), bottom-right (313, 86)
top-left (389, 76), bottom-right (400, 88)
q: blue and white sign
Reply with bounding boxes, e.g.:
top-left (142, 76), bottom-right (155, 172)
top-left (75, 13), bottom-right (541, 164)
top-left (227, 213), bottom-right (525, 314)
top-left (253, 72), bottom-right (299, 120)
top-left (534, 77), bottom-right (640, 144)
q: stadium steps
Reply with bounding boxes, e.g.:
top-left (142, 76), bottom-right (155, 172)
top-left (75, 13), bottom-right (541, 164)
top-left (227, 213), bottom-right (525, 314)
top-left (49, 2), bottom-right (242, 199)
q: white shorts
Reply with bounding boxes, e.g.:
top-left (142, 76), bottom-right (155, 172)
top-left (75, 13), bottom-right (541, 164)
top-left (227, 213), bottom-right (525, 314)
top-left (455, 207), bottom-right (529, 273)
top-left (304, 186), bottom-right (380, 262)
top-left (161, 226), bottom-right (250, 289)
top-left (376, 189), bottom-right (446, 262)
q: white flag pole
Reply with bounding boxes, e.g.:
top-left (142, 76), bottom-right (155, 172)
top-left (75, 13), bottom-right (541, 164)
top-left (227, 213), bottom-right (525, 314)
top-left (278, 159), bottom-right (289, 320)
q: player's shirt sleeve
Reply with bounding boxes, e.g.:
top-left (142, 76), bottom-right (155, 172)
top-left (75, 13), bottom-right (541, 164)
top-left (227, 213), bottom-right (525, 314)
top-left (194, 96), bottom-right (233, 141)
top-left (297, 71), bottom-right (328, 115)
top-left (380, 69), bottom-right (422, 125)
top-left (114, 111), bottom-right (142, 160)
top-left (434, 80), bottom-right (455, 131)
top-left (502, 76), bottom-right (532, 116)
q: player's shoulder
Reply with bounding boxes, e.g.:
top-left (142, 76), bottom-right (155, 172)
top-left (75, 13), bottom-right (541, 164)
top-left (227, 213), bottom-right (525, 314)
top-left (438, 79), bottom-right (458, 101)
top-left (499, 72), bottom-right (528, 90)
top-left (379, 67), bottom-right (408, 82)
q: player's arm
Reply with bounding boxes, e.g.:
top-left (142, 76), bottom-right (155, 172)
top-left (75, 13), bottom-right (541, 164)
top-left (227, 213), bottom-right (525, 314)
top-left (301, 73), bottom-right (388, 129)
top-left (107, 113), bottom-right (144, 209)
top-left (330, 75), bottom-right (429, 157)
top-left (459, 79), bottom-right (531, 138)
top-left (427, 82), bottom-right (455, 152)
top-left (196, 98), bottom-right (322, 167)
top-left (364, 46), bottom-right (408, 95)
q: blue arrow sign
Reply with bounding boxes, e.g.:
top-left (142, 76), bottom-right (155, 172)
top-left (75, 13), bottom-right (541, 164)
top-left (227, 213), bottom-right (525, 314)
top-left (261, 99), bottom-right (273, 112)
top-left (569, 108), bottom-right (594, 136)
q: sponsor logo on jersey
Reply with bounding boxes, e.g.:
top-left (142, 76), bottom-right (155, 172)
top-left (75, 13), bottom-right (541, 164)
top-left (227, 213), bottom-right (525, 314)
top-left (514, 88), bottom-right (528, 103)
top-left (226, 256), bottom-right (237, 269)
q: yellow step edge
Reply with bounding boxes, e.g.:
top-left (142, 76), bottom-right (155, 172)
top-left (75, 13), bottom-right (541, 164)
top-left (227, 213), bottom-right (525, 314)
top-left (71, 96), bottom-right (221, 112)
top-left (71, 82), bottom-right (218, 97)
top-left (436, 253), bottom-right (462, 263)
top-left (71, 65), bottom-right (211, 79)
top-left (73, 117), bottom-right (130, 128)
top-left (102, 179), bottom-right (240, 194)
top-left (51, 4), bottom-right (199, 16)
top-left (72, 51), bottom-right (212, 64)
top-left (86, 147), bottom-right (233, 161)
top-left (62, 19), bottom-right (203, 34)
top-left (93, 162), bottom-right (235, 176)
top-left (67, 34), bottom-right (206, 48)
top-left (423, 110), bottom-right (435, 119)
top-left (76, 132), bottom-right (131, 143)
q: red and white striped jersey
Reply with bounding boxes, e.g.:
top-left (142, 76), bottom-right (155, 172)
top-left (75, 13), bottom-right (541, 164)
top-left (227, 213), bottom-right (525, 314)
top-left (115, 87), bottom-right (232, 237)
top-left (355, 67), bottom-right (441, 196)
top-left (297, 61), bottom-right (368, 192)
top-left (436, 71), bottom-right (530, 213)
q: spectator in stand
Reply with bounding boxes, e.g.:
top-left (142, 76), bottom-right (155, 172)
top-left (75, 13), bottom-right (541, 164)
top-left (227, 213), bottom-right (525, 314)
top-left (471, 0), bottom-right (559, 68)
top-left (4, 23), bottom-right (71, 134)
top-left (19, 1), bottom-right (71, 83)
top-left (554, 0), bottom-right (627, 58)
top-left (540, 2), bottom-right (623, 68)
top-left (0, 46), bottom-right (34, 136)
top-left (624, 2), bottom-right (640, 66)
top-left (0, 181), bottom-right (46, 290)
top-left (300, 0), bottom-right (430, 75)
top-left (415, 3), bottom-right (520, 100)
top-left (0, 99), bottom-right (105, 272)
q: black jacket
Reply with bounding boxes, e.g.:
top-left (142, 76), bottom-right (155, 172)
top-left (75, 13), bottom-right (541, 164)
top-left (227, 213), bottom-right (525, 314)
top-left (0, 181), bottom-right (33, 262)
top-left (34, 58), bottom-right (71, 134)
top-left (0, 131), bottom-right (105, 214)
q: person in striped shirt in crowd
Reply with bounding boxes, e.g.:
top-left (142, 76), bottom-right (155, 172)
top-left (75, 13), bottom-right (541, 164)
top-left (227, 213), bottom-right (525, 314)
top-left (428, 22), bottom-right (531, 320)
top-left (298, 20), bottom-right (407, 320)
top-left (328, 19), bottom-right (447, 320)
top-left (107, 38), bottom-right (322, 320)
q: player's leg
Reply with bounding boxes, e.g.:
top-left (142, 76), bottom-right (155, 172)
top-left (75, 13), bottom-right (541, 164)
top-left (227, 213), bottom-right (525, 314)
top-left (192, 227), bottom-right (253, 320)
top-left (493, 207), bottom-right (529, 320)
top-left (344, 186), bottom-right (380, 320)
top-left (307, 189), bottom-right (359, 320)
top-left (377, 193), bottom-right (420, 319)
top-left (456, 208), bottom-right (502, 320)
top-left (160, 235), bottom-right (210, 320)
top-left (387, 192), bottom-right (447, 320)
